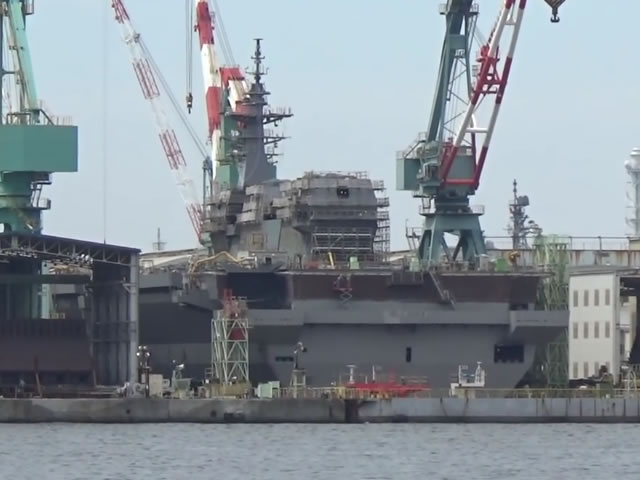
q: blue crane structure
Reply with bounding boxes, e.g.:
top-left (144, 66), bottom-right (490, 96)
top-left (0, 0), bottom-right (77, 234)
top-left (397, 0), bottom-right (528, 267)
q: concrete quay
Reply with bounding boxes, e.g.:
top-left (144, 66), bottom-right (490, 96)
top-left (3, 396), bottom-right (640, 423)
top-left (358, 397), bottom-right (640, 423)
top-left (0, 398), bottom-right (346, 423)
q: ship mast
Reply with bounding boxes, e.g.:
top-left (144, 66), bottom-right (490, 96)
top-left (230, 38), bottom-right (293, 187)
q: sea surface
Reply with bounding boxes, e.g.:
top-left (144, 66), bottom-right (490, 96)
top-left (0, 423), bottom-right (637, 479)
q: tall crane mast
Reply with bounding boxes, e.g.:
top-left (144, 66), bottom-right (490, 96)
top-left (397, 0), bottom-right (527, 266)
top-left (0, 0), bottom-right (77, 234)
top-left (111, 0), bottom-right (205, 240)
top-left (194, 0), bottom-right (222, 178)
top-left (192, 0), bottom-right (248, 192)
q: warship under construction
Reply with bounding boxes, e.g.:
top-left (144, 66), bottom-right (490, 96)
top-left (138, 1), bottom-right (568, 390)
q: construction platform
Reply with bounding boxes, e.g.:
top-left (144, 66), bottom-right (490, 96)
top-left (0, 232), bottom-right (140, 393)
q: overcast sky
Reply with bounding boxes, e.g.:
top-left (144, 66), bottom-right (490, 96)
top-left (25, 1), bottom-right (639, 252)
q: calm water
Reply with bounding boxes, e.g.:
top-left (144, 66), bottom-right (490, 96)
top-left (0, 423), bottom-right (637, 479)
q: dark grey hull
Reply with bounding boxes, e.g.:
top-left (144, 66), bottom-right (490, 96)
top-left (139, 269), bottom-right (567, 389)
top-left (143, 323), bottom-right (541, 389)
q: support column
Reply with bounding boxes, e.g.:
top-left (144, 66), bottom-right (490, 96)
top-left (128, 253), bottom-right (139, 382)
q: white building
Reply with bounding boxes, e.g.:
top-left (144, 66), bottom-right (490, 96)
top-left (569, 268), bottom-right (638, 382)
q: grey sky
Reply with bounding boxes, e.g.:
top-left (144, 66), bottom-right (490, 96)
top-left (27, 1), bottom-right (637, 252)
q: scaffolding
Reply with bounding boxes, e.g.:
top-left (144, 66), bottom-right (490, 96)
top-left (211, 289), bottom-right (250, 387)
top-left (311, 227), bottom-right (376, 263)
top-left (373, 180), bottom-right (390, 257)
top-left (533, 234), bottom-right (569, 387)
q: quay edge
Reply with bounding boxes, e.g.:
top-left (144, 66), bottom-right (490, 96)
top-left (3, 397), bottom-right (640, 424)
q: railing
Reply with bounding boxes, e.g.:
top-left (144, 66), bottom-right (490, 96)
top-left (377, 197), bottom-right (390, 207)
top-left (32, 197), bottom-right (51, 210)
top-left (419, 203), bottom-right (485, 216)
top-left (485, 236), bottom-right (632, 251)
top-left (439, 2), bottom-right (478, 15)
top-left (302, 170), bottom-right (370, 180)
top-left (397, 132), bottom-right (428, 160)
top-left (270, 387), bottom-right (640, 400)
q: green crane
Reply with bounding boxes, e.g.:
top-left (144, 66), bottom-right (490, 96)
top-left (0, 0), bottom-right (77, 234)
top-left (396, 1), bottom-right (527, 266)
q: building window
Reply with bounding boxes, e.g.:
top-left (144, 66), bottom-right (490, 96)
top-left (594, 362), bottom-right (600, 376)
top-left (494, 344), bottom-right (524, 363)
top-left (605, 321), bottom-right (611, 338)
top-left (405, 347), bottom-right (412, 363)
top-left (605, 289), bottom-right (611, 306)
top-left (250, 232), bottom-right (265, 250)
top-left (573, 290), bottom-right (578, 307)
top-left (573, 322), bottom-right (579, 339)
top-left (583, 290), bottom-right (589, 307)
top-left (583, 322), bottom-right (589, 339)
top-left (594, 321), bottom-right (600, 338)
top-left (606, 361), bottom-right (611, 372)
top-left (594, 289), bottom-right (600, 306)
top-left (573, 362), bottom-right (579, 378)
top-left (583, 362), bottom-right (589, 377)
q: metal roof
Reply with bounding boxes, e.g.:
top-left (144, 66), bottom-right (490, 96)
top-left (0, 232), bottom-right (139, 266)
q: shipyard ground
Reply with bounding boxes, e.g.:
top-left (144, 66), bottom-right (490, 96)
top-left (3, 397), bottom-right (640, 423)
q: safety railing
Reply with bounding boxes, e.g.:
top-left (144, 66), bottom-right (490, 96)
top-left (269, 387), bottom-right (640, 400)
top-left (485, 236), bottom-right (633, 251)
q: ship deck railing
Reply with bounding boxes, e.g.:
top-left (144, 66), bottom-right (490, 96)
top-left (485, 236), bottom-right (633, 251)
top-left (272, 387), bottom-right (640, 400)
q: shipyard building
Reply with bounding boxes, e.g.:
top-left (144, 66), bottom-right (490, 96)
top-left (568, 267), bottom-right (640, 383)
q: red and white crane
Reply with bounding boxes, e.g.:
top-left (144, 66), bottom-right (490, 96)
top-left (110, 0), bottom-right (204, 239)
top-left (193, 0), bottom-right (223, 169)
top-left (193, 0), bottom-right (247, 186)
top-left (194, 0), bottom-right (248, 110)
top-left (440, 0), bottom-right (528, 188)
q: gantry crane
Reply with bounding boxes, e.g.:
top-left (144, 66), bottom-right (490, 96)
top-left (398, 0), bottom-right (533, 266)
top-left (111, 0), bottom-right (206, 240)
top-left (0, 0), bottom-right (77, 234)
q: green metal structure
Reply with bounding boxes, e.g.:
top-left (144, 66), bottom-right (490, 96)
top-left (214, 81), bottom-right (242, 190)
top-left (396, 1), bottom-right (526, 266)
top-left (397, 1), bottom-right (483, 265)
top-left (533, 234), bottom-right (570, 387)
top-left (0, 0), bottom-right (77, 234)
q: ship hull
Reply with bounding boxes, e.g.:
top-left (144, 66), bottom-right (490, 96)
top-left (139, 269), bottom-right (567, 389)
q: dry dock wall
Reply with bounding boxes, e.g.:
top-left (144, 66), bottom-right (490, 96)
top-left (358, 397), bottom-right (640, 423)
top-left (0, 398), bottom-right (345, 423)
top-left (3, 397), bottom-right (640, 423)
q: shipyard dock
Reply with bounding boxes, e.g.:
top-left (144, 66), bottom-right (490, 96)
top-left (4, 390), bottom-right (640, 424)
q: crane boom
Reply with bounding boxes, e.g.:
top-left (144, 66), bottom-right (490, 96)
top-left (194, 0), bottom-right (222, 168)
top-left (193, 0), bottom-right (248, 191)
top-left (111, 0), bottom-right (203, 239)
top-left (5, 0), bottom-right (38, 116)
top-left (441, 0), bottom-right (527, 187)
